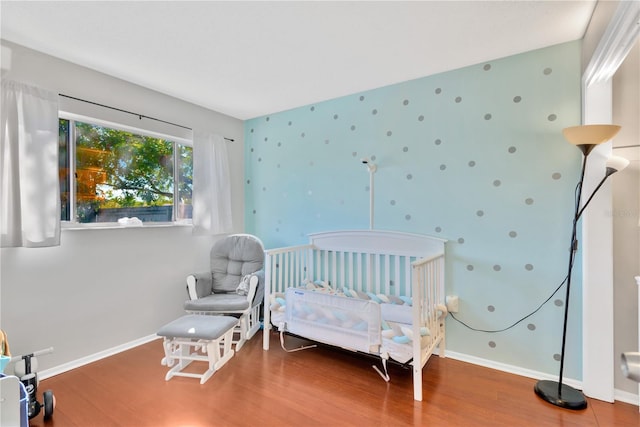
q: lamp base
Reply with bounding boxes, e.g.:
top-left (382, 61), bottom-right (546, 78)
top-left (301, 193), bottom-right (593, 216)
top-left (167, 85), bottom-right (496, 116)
top-left (534, 380), bottom-right (588, 410)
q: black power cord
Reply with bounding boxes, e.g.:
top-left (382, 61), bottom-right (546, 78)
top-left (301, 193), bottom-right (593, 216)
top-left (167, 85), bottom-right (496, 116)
top-left (449, 275), bottom-right (568, 333)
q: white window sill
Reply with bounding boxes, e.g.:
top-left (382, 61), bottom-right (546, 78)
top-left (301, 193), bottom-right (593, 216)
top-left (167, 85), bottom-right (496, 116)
top-left (62, 221), bottom-right (192, 231)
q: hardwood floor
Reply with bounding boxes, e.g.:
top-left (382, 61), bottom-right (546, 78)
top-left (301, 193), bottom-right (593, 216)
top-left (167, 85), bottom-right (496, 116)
top-left (28, 332), bottom-right (639, 427)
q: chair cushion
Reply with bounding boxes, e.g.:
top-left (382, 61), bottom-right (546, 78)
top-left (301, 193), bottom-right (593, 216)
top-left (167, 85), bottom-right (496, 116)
top-left (211, 235), bottom-right (264, 293)
top-left (184, 293), bottom-right (251, 312)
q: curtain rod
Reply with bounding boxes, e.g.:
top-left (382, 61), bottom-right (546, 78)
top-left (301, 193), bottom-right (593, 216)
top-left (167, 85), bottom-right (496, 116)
top-left (613, 144), bottom-right (640, 149)
top-left (58, 94), bottom-right (234, 142)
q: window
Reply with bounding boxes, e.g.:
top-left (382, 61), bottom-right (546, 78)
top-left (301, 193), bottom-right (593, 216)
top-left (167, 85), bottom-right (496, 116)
top-left (58, 118), bottom-right (192, 224)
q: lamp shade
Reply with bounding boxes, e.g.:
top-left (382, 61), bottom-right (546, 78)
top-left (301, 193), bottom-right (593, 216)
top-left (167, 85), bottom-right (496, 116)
top-left (606, 155), bottom-right (630, 173)
top-left (562, 125), bottom-right (621, 146)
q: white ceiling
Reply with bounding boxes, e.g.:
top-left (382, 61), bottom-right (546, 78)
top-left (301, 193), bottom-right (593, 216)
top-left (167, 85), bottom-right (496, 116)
top-left (0, 1), bottom-right (597, 120)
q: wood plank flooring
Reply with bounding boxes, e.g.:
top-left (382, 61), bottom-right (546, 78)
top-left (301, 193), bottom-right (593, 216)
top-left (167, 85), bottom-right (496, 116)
top-left (27, 332), bottom-right (640, 426)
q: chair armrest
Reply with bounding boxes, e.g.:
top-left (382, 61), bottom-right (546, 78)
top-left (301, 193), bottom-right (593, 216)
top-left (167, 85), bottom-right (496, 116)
top-left (249, 270), bottom-right (265, 307)
top-left (186, 273), bottom-right (212, 300)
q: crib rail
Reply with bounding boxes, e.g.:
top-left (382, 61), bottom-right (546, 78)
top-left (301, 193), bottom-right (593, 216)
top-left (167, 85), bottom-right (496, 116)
top-left (411, 253), bottom-right (446, 401)
top-left (263, 244), bottom-right (313, 349)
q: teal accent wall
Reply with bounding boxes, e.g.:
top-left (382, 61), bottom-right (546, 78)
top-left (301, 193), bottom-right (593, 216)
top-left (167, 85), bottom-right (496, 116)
top-left (245, 41), bottom-right (583, 378)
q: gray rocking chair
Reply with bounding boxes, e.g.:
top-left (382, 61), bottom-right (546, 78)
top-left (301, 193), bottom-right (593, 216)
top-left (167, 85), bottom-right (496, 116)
top-left (184, 234), bottom-right (265, 351)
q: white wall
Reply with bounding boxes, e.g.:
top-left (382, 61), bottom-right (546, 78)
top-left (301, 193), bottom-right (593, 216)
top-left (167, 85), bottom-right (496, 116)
top-left (0, 40), bottom-right (245, 372)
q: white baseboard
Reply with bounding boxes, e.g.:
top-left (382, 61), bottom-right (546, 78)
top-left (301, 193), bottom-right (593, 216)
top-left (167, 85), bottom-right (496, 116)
top-left (442, 350), bottom-right (639, 407)
top-left (39, 334), bottom-right (160, 380)
top-left (614, 388), bottom-right (640, 406)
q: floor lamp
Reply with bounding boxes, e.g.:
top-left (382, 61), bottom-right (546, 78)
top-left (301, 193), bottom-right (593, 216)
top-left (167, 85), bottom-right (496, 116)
top-left (534, 124), bottom-right (628, 410)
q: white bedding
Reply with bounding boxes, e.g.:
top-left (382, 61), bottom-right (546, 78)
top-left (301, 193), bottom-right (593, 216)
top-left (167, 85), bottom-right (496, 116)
top-left (270, 283), bottom-right (430, 364)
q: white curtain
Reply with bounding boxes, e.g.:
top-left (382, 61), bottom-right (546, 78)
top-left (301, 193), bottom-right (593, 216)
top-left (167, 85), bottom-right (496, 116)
top-left (1, 80), bottom-right (60, 247)
top-left (192, 133), bottom-right (233, 235)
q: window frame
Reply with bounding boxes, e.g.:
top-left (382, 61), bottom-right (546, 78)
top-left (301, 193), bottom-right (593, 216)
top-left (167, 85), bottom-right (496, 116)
top-left (59, 111), bottom-right (193, 228)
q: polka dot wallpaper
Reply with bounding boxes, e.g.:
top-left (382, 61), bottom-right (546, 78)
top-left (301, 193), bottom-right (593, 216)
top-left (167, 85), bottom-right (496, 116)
top-left (245, 41), bottom-right (583, 379)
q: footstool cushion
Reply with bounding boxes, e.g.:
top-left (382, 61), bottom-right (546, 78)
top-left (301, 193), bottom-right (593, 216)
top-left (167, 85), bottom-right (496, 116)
top-left (157, 315), bottom-right (238, 340)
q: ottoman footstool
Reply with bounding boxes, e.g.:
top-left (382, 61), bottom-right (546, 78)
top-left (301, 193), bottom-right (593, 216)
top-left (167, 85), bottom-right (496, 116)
top-left (157, 314), bottom-right (238, 384)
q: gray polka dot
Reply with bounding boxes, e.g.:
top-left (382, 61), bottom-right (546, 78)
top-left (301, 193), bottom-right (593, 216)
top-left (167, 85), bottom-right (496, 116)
top-left (359, 96), bottom-right (365, 101)
top-left (435, 139), bottom-right (442, 145)
top-left (435, 88), bottom-right (442, 94)
top-left (468, 161), bottom-right (476, 167)
top-left (455, 96), bottom-right (462, 103)
top-left (508, 146), bottom-right (517, 153)
top-left (418, 115), bottom-right (424, 121)
top-left (266, 117), bottom-right (270, 122)
top-left (300, 132), bottom-right (305, 138)
top-left (457, 237), bottom-right (465, 244)
top-left (552, 172), bottom-right (561, 180)
top-left (476, 210), bottom-right (484, 217)
top-left (493, 265), bottom-right (501, 271)
top-left (309, 161), bottom-right (314, 166)
top-left (554, 299), bottom-right (563, 307)
top-left (288, 121), bottom-right (292, 126)
top-left (310, 106), bottom-right (315, 111)
top-left (371, 155), bottom-right (377, 161)
top-left (250, 128), bottom-right (254, 133)
top-left (262, 186), bottom-right (267, 191)
top-left (509, 231), bottom-right (517, 238)
top-left (390, 200), bottom-right (396, 206)
top-left (493, 180), bottom-right (501, 187)
top-left (372, 109), bottom-right (378, 115)
top-left (405, 214), bottom-right (412, 221)
top-left (277, 142), bottom-right (282, 147)
top-left (483, 64), bottom-right (491, 71)
top-left (548, 114), bottom-right (557, 121)
top-left (325, 139), bottom-right (330, 144)
top-left (466, 265), bottom-right (474, 271)
top-left (525, 264), bottom-right (534, 271)
top-left (544, 68), bottom-right (553, 75)
top-left (440, 164), bottom-right (447, 171)
top-left (403, 147), bottom-right (409, 152)
top-left (489, 341), bottom-right (496, 348)
top-left (484, 113), bottom-right (492, 120)
top-left (403, 99), bottom-right (409, 106)
top-left (352, 152), bottom-right (357, 157)
top-left (487, 305), bottom-right (495, 312)
top-left (406, 174), bottom-right (413, 180)
top-left (250, 148), bottom-right (254, 152)
top-left (386, 131), bottom-right (392, 136)
top-left (513, 96), bottom-right (522, 103)
top-left (333, 114), bottom-right (339, 120)
top-left (258, 157), bottom-right (262, 162)
top-left (252, 209), bottom-right (256, 214)
top-left (435, 226), bottom-right (442, 233)
top-left (350, 125), bottom-right (356, 131)
top-left (553, 353), bottom-right (561, 361)
top-left (527, 324), bottom-right (536, 331)
top-left (264, 137), bottom-right (268, 141)
top-left (525, 198), bottom-right (534, 205)
top-left (246, 179), bottom-right (251, 184)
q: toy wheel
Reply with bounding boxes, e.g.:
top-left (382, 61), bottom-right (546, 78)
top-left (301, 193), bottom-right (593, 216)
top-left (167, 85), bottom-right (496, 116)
top-left (43, 390), bottom-right (54, 419)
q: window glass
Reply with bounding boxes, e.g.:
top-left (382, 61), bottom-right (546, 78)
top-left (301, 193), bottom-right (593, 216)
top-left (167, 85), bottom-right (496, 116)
top-left (59, 118), bottom-right (192, 224)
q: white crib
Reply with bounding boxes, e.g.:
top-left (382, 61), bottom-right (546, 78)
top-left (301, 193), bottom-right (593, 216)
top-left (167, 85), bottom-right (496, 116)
top-left (262, 229), bottom-right (447, 401)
